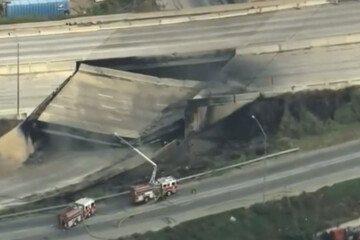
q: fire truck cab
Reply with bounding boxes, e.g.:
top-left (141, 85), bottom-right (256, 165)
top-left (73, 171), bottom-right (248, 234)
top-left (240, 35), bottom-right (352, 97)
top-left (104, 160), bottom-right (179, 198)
top-left (75, 197), bottom-right (96, 218)
top-left (156, 176), bottom-right (178, 197)
top-left (58, 197), bottom-right (96, 229)
top-left (131, 176), bottom-right (178, 204)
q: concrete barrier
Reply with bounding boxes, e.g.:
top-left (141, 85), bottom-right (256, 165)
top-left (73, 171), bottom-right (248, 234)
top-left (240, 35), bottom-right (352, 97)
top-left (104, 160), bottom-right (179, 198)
top-left (237, 32), bottom-right (360, 55)
top-left (0, 0), bottom-right (330, 39)
top-left (0, 61), bottom-right (76, 75)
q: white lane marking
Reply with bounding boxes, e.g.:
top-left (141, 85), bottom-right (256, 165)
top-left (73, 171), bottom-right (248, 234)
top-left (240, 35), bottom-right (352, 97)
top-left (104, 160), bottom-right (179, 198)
top-left (50, 103), bottom-right (65, 109)
top-left (108, 116), bottom-right (122, 122)
top-left (98, 93), bottom-right (114, 99)
top-left (101, 104), bottom-right (115, 110)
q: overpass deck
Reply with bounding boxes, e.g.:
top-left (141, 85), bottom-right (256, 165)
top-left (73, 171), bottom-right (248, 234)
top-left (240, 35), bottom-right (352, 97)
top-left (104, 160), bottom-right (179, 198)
top-left (37, 64), bottom-right (203, 140)
top-left (0, 1), bottom-right (359, 65)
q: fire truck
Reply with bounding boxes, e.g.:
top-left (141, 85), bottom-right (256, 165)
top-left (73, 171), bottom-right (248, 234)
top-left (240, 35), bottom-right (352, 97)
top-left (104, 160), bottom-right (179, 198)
top-left (131, 176), bottom-right (178, 204)
top-left (58, 197), bottom-right (96, 229)
top-left (114, 133), bottom-right (178, 205)
top-left (317, 227), bottom-right (360, 240)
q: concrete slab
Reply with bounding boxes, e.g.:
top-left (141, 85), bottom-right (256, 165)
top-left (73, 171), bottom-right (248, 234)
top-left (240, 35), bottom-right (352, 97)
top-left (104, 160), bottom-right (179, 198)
top-left (37, 64), bottom-right (203, 140)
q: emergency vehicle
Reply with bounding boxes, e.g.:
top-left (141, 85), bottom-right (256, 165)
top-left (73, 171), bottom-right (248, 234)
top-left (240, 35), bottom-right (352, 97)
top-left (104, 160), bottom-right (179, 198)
top-left (114, 133), bottom-right (179, 205)
top-left (58, 197), bottom-right (96, 229)
top-left (131, 176), bottom-right (178, 204)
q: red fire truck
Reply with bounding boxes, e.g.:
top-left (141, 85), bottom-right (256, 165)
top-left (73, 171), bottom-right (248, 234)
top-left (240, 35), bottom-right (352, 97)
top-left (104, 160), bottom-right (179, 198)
top-left (58, 197), bottom-right (96, 229)
top-left (114, 133), bottom-right (178, 205)
top-left (131, 176), bottom-right (178, 204)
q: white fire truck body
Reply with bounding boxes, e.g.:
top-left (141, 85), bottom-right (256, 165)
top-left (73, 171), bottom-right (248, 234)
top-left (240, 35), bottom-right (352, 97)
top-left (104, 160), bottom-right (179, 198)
top-left (58, 197), bottom-right (96, 229)
top-left (131, 176), bottom-right (178, 204)
top-left (114, 133), bottom-right (179, 205)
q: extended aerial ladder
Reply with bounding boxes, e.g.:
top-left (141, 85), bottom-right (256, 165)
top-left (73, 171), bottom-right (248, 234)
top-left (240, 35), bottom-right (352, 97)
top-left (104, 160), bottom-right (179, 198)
top-left (114, 132), bottom-right (157, 185)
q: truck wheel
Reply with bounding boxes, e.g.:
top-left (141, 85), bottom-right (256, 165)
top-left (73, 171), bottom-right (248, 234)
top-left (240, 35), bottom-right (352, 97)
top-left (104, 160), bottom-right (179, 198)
top-left (74, 221), bottom-right (77, 226)
top-left (144, 197), bottom-right (149, 203)
top-left (166, 191), bottom-right (172, 197)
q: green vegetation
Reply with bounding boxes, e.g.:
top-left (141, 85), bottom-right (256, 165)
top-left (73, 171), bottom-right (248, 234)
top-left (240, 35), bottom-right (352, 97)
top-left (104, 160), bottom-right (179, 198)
top-left (274, 88), bottom-right (360, 151)
top-left (123, 178), bottom-right (360, 240)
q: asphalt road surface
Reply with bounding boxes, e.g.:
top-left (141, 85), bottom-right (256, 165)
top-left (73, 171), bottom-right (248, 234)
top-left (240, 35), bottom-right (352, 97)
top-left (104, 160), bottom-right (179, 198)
top-left (220, 43), bottom-right (360, 93)
top-left (1, 140), bottom-right (360, 239)
top-left (0, 2), bottom-right (359, 65)
top-left (0, 71), bottom-right (73, 117)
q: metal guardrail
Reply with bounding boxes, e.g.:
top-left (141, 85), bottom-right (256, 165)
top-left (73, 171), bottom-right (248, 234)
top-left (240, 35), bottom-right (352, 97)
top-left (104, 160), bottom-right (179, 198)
top-left (177, 147), bottom-right (299, 182)
top-left (0, 147), bottom-right (299, 220)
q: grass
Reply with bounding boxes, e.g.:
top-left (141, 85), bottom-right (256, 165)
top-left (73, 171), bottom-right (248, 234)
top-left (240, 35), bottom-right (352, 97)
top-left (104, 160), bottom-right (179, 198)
top-left (289, 122), bottom-right (360, 151)
top-left (123, 178), bottom-right (360, 240)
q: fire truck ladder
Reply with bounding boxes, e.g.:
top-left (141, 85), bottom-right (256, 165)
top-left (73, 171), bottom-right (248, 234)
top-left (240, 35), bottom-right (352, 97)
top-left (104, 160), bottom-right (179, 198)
top-left (114, 132), bottom-right (157, 185)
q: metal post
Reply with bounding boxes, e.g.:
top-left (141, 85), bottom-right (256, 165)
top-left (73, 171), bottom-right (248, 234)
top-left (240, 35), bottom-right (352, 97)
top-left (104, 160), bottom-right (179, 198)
top-left (17, 43), bottom-right (20, 118)
top-left (251, 115), bottom-right (267, 203)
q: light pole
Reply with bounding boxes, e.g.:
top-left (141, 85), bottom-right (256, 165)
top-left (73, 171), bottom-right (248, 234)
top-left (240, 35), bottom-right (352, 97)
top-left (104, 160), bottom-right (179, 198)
top-left (17, 42), bottom-right (20, 119)
top-left (251, 115), bottom-right (267, 203)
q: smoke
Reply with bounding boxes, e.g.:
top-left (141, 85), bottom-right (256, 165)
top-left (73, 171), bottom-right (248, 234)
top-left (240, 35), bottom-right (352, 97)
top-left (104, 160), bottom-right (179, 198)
top-left (0, 124), bottom-right (34, 178)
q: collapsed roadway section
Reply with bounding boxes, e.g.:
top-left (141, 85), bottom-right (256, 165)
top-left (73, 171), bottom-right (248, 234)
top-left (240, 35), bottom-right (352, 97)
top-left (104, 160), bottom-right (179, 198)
top-left (33, 64), bottom-right (204, 144)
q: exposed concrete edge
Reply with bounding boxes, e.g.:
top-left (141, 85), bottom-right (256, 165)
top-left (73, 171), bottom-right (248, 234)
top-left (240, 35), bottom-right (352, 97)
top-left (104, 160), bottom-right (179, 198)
top-left (188, 92), bottom-right (261, 107)
top-left (40, 122), bottom-right (140, 139)
top-left (0, 61), bottom-right (76, 75)
top-left (79, 64), bottom-right (203, 89)
top-left (236, 31), bottom-right (360, 55)
top-left (0, 0), bottom-right (330, 39)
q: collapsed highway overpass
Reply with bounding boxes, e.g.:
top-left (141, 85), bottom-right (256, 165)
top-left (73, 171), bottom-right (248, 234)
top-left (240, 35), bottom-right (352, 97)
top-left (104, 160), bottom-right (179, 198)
top-left (34, 64), bottom-right (204, 143)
